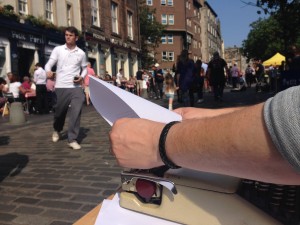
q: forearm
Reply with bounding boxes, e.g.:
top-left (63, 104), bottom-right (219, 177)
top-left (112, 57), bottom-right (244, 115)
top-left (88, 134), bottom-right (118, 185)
top-left (166, 103), bottom-right (300, 184)
top-left (45, 58), bottom-right (56, 72)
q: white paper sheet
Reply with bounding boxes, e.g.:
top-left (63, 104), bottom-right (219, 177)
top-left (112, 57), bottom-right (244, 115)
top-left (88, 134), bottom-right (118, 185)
top-left (95, 194), bottom-right (182, 225)
top-left (89, 77), bottom-right (182, 126)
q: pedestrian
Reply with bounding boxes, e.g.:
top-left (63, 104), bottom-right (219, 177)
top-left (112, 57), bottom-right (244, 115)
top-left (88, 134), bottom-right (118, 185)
top-left (245, 64), bottom-right (254, 88)
top-left (46, 73), bottom-right (56, 113)
top-left (164, 73), bottom-right (176, 110)
top-left (207, 52), bottom-right (228, 102)
top-left (230, 63), bottom-right (240, 89)
top-left (3, 73), bottom-right (21, 101)
top-left (194, 59), bottom-right (205, 104)
top-left (176, 50), bottom-right (195, 107)
top-left (254, 58), bottom-right (265, 92)
top-left (0, 77), bottom-right (7, 113)
top-left (45, 26), bottom-right (87, 150)
top-left (136, 68), bottom-right (144, 96)
top-left (109, 85), bottom-right (300, 185)
top-left (33, 63), bottom-right (49, 114)
top-left (153, 63), bottom-right (164, 99)
top-left (116, 68), bottom-right (126, 89)
top-left (84, 62), bottom-right (96, 106)
top-left (126, 75), bottom-right (137, 93)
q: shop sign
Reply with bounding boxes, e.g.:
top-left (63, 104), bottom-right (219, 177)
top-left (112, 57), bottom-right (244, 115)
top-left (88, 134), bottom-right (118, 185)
top-left (92, 33), bottom-right (105, 41)
top-left (47, 40), bottom-right (60, 47)
top-left (11, 31), bottom-right (44, 44)
top-left (17, 41), bottom-right (36, 50)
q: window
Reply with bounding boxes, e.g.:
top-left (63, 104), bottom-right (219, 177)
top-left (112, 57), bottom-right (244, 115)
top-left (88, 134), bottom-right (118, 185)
top-left (168, 14), bottom-right (174, 25)
top-left (111, 2), bottom-right (118, 34)
top-left (66, 4), bottom-right (72, 26)
top-left (168, 52), bottom-right (174, 61)
top-left (148, 13), bottom-right (154, 21)
top-left (167, 34), bottom-right (173, 44)
top-left (161, 34), bottom-right (173, 44)
top-left (161, 14), bottom-right (167, 25)
top-left (127, 11), bottom-right (133, 40)
top-left (91, 0), bottom-right (100, 26)
top-left (45, 0), bottom-right (54, 22)
top-left (146, 0), bottom-right (153, 5)
top-left (167, 0), bottom-right (173, 6)
top-left (162, 51), bottom-right (174, 61)
top-left (19, 0), bottom-right (28, 15)
top-left (161, 35), bottom-right (166, 44)
top-left (161, 0), bottom-right (166, 5)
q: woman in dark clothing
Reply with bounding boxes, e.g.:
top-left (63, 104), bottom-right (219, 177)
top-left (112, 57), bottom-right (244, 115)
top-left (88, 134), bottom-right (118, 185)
top-left (176, 50), bottom-right (195, 107)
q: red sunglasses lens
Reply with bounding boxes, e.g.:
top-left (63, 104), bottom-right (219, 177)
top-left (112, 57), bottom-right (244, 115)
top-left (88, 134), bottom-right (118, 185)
top-left (136, 179), bottom-right (156, 200)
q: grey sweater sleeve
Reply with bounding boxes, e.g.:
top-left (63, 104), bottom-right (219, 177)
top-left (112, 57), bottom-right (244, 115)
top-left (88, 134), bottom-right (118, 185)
top-left (264, 86), bottom-right (300, 173)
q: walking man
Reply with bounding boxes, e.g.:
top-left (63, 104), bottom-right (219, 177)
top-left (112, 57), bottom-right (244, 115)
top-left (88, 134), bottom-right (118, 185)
top-left (207, 52), bottom-right (228, 101)
top-left (45, 26), bottom-right (87, 150)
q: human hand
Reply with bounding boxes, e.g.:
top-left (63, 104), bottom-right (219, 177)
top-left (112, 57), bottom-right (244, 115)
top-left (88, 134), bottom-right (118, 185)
top-left (73, 76), bottom-right (82, 84)
top-left (110, 118), bottom-right (165, 169)
top-left (47, 71), bottom-right (54, 78)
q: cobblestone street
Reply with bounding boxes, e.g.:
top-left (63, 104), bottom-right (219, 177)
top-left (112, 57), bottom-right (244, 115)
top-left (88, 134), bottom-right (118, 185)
top-left (0, 88), bottom-right (273, 225)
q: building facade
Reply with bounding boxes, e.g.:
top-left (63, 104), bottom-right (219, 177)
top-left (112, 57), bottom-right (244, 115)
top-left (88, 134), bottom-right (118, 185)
top-left (224, 46), bottom-right (248, 73)
top-left (80, 0), bottom-right (140, 78)
top-left (200, 1), bottom-right (223, 63)
top-left (0, 0), bottom-right (81, 79)
top-left (0, 0), bottom-right (140, 80)
top-left (146, 0), bottom-right (203, 70)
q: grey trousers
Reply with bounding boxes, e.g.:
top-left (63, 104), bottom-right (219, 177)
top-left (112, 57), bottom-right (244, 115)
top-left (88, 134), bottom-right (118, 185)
top-left (53, 88), bottom-right (85, 143)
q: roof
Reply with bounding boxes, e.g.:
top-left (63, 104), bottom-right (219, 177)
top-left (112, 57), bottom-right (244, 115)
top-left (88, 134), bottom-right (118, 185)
top-left (262, 53), bottom-right (286, 67)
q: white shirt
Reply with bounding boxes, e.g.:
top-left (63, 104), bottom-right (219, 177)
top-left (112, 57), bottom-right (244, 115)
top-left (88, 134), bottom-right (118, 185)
top-left (116, 72), bottom-right (124, 85)
top-left (34, 67), bottom-right (47, 85)
top-left (9, 82), bottom-right (21, 98)
top-left (45, 44), bottom-right (87, 88)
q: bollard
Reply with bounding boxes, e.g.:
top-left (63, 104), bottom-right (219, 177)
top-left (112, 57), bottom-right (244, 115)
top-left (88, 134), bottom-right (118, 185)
top-left (9, 102), bottom-right (26, 125)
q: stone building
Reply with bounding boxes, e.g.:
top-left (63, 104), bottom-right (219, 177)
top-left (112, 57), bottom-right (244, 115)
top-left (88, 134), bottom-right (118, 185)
top-left (0, 0), bottom-right (81, 78)
top-left (224, 46), bottom-right (248, 73)
top-left (200, 1), bottom-right (223, 63)
top-left (0, 0), bottom-right (140, 80)
top-left (80, 0), bottom-right (140, 78)
top-left (146, 0), bottom-right (203, 70)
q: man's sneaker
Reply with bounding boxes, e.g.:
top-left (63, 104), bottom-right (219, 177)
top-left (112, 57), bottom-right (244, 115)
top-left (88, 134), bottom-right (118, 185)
top-left (52, 131), bottom-right (59, 142)
top-left (68, 141), bottom-right (81, 150)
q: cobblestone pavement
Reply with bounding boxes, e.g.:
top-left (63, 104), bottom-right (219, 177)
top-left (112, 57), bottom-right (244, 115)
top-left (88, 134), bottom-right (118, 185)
top-left (0, 87), bottom-right (273, 225)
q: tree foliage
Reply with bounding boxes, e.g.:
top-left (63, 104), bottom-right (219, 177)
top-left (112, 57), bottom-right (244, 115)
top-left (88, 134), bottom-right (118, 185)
top-left (242, 16), bottom-right (284, 61)
top-left (256, 0), bottom-right (300, 51)
top-left (242, 0), bottom-right (300, 60)
top-left (138, 0), bottom-right (166, 69)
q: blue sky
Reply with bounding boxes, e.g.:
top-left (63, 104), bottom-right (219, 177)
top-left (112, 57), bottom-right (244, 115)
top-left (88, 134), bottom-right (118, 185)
top-left (207, 0), bottom-right (266, 48)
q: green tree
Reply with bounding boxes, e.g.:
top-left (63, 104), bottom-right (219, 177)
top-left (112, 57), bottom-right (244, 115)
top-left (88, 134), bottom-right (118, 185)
top-left (138, 1), bottom-right (166, 69)
top-left (255, 0), bottom-right (300, 52)
top-left (242, 16), bottom-right (284, 61)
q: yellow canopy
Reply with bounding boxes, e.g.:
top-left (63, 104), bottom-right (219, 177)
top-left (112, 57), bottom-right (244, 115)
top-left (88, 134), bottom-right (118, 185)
top-left (263, 53), bottom-right (285, 67)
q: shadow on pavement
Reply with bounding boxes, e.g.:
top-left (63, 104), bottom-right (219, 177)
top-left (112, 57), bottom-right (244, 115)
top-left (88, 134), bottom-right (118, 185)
top-left (0, 153), bottom-right (29, 183)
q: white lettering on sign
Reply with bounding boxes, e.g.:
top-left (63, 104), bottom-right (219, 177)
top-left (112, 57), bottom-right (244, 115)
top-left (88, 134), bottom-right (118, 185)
top-left (29, 35), bottom-right (43, 44)
top-left (92, 33), bottom-right (105, 41)
top-left (48, 41), bottom-right (60, 46)
top-left (11, 31), bottom-right (26, 40)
